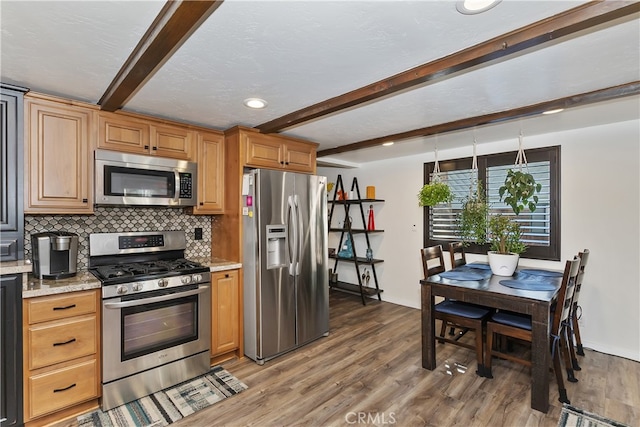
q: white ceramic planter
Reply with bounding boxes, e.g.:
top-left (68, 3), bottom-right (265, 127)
top-left (487, 251), bottom-right (519, 276)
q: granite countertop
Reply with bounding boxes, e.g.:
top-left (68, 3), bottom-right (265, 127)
top-left (22, 257), bottom-right (241, 298)
top-left (24, 271), bottom-right (101, 299)
top-left (192, 257), bottom-right (243, 272)
top-left (1, 259), bottom-right (33, 275)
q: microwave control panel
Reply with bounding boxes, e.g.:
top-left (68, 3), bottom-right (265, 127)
top-left (179, 173), bottom-right (193, 199)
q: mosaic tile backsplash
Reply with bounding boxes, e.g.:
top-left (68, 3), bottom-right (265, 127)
top-left (25, 207), bottom-right (214, 269)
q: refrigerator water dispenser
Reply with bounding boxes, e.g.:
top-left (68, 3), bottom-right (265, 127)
top-left (266, 225), bottom-right (286, 269)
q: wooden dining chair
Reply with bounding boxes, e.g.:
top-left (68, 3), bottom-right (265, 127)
top-left (421, 245), bottom-right (491, 376)
top-left (448, 241), bottom-right (467, 269)
top-left (568, 249), bottom-right (590, 370)
top-left (484, 257), bottom-right (581, 404)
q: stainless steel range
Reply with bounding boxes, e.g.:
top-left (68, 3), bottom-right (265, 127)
top-left (89, 230), bottom-right (211, 411)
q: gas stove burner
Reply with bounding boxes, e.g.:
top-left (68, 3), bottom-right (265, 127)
top-left (91, 258), bottom-right (209, 286)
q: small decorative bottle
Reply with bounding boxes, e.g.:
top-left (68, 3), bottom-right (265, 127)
top-left (366, 248), bottom-right (373, 262)
top-left (367, 205), bottom-right (375, 231)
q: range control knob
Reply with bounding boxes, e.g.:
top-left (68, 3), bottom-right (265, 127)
top-left (116, 285), bottom-right (128, 295)
top-left (181, 276), bottom-right (192, 285)
top-left (192, 274), bottom-right (202, 283)
top-left (132, 283), bottom-right (143, 292)
top-left (157, 278), bottom-right (168, 288)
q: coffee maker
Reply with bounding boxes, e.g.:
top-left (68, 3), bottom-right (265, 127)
top-left (31, 231), bottom-right (79, 279)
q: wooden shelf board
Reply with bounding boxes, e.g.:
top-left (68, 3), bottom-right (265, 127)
top-left (329, 254), bottom-right (383, 264)
top-left (329, 228), bottom-right (384, 233)
top-left (328, 199), bottom-right (385, 204)
top-left (329, 281), bottom-right (383, 297)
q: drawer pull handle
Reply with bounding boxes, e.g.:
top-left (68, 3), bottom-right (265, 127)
top-left (53, 383), bottom-right (76, 393)
top-left (53, 338), bottom-right (76, 346)
top-left (53, 304), bottom-right (76, 311)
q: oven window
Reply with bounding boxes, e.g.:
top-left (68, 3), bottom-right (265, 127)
top-left (121, 294), bottom-right (198, 361)
top-left (105, 166), bottom-right (174, 198)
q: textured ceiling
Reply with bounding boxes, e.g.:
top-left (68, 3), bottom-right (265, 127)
top-left (1, 1), bottom-right (638, 165)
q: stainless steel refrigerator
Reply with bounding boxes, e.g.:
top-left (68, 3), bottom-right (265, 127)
top-left (242, 169), bottom-right (329, 364)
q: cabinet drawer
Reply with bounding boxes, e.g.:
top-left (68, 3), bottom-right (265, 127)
top-left (27, 291), bottom-right (96, 324)
top-left (27, 359), bottom-right (98, 419)
top-left (28, 315), bottom-right (97, 369)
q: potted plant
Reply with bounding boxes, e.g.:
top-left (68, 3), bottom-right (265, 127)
top-left (487, 214), bottom-right (527, 276)
top-left (456, 181), bottom-right (489, 245)
top-left (418, 181), bottom-right (453, 207)
top-left (499, 169), bottom-right (542, 215)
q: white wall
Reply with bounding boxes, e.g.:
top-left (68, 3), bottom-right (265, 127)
top-left (318, 118), bottom-right (640, 362)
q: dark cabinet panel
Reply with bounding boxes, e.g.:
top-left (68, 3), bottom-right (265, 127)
top-left (1, 274), bottom-right (23, 427)
top-left (0, 83), bottom-right (27, 262)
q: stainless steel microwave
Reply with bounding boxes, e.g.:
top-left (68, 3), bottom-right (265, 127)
top-left (95, 149), bottom-right (197, 207)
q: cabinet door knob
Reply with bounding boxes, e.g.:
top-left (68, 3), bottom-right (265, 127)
top-left (82, 199), bottom-right (88, 203)
top-left (225, 274), bottom-right (229, 278)
top-left (200, 202), bottom-right (204, 206)
top-left (280, 161), bottom-right (284, 165)
top-left (144, 145), bottom-right (149, 150)
top-left (152, 146), bottom-right (158, 151)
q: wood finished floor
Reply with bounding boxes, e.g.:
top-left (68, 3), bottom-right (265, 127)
top-left (64, 290), bottom-right (640, 427)
top-left (178, 291), bottom-right (639, 427)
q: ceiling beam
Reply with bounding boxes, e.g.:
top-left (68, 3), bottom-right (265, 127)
top-left (317, 81), bottom-right (640, 157)
top-left (99, 0), bottom-right (223, 112)
top-left (258, 1), bottom-right (640, 134)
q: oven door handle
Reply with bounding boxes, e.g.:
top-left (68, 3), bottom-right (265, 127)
top-left (103, 285), bottom-right (210, 309)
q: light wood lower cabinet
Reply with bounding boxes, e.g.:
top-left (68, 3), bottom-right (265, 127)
top-left (24, 94), bottom-right (95, 214)
top-left (23, 290), bottom-right (101, 423)
top-left (211, 269), bottom-right (240, 356)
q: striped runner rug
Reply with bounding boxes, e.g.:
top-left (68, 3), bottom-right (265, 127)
top-left (557, 404), bottom-right (629, 427)
top-left (78, 366), bottom-right (248, 427)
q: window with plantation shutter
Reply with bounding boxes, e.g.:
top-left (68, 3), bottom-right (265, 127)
top-left (424, 146), bottom-right (560, 261)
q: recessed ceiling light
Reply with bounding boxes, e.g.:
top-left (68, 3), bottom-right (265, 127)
top-left (243, 98), bottom-right (268, 109)
top-left (542, 108), bottom-right (565, 115)
top-left (382, 141), bottom-right (394, 147)
top-left (456, 0), bottom-right (501, 15)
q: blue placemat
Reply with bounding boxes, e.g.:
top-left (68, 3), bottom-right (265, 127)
top-left (519, 269), bottom-right (563, 278)
top-left (439, 271), bottom-right (485, 281)
top-left (466, 263), bottom-right (492, 270)
top-left (499, 279), bottom-right (557, 291)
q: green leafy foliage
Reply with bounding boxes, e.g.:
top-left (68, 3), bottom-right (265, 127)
top-left (418, 182), bottom-right (453, 207)
top-left (457, 181), bottom-right (489, 245)
top-left (488, 214), bottom-right (527, 255)
top-left (499, 169), bottom-right (542, 215)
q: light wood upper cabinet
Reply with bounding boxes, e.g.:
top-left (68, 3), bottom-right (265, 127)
top-left (24, 95), bottom-right (94, 214)
top-left (189, 131), bottom-right (225, 214)
top-left (211, 269), bottom-right (240, 356)
top-left (98, 112), bottom-right (194, 160)
top-left (98, 113), bottom-right (150, 154)
top-left (151, 123), bottom-right (194, 160)
top-left (244, 132), bottom-right (316, 173)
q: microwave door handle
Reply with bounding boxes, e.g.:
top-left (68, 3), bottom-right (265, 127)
top-left (103, 285), bottom-right (209, 309)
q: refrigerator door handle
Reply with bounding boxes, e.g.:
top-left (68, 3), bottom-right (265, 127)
top-left (295, 194), bottom-right (303, 276)
top-left (287, 195), bottom-right (297, 275)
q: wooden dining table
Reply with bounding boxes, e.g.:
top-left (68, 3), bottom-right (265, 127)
top-left (420, 264), bottom-right (563, 413)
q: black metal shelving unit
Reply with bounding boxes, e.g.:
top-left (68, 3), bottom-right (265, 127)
top-left (328, 175), bottom-right (384, 305)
